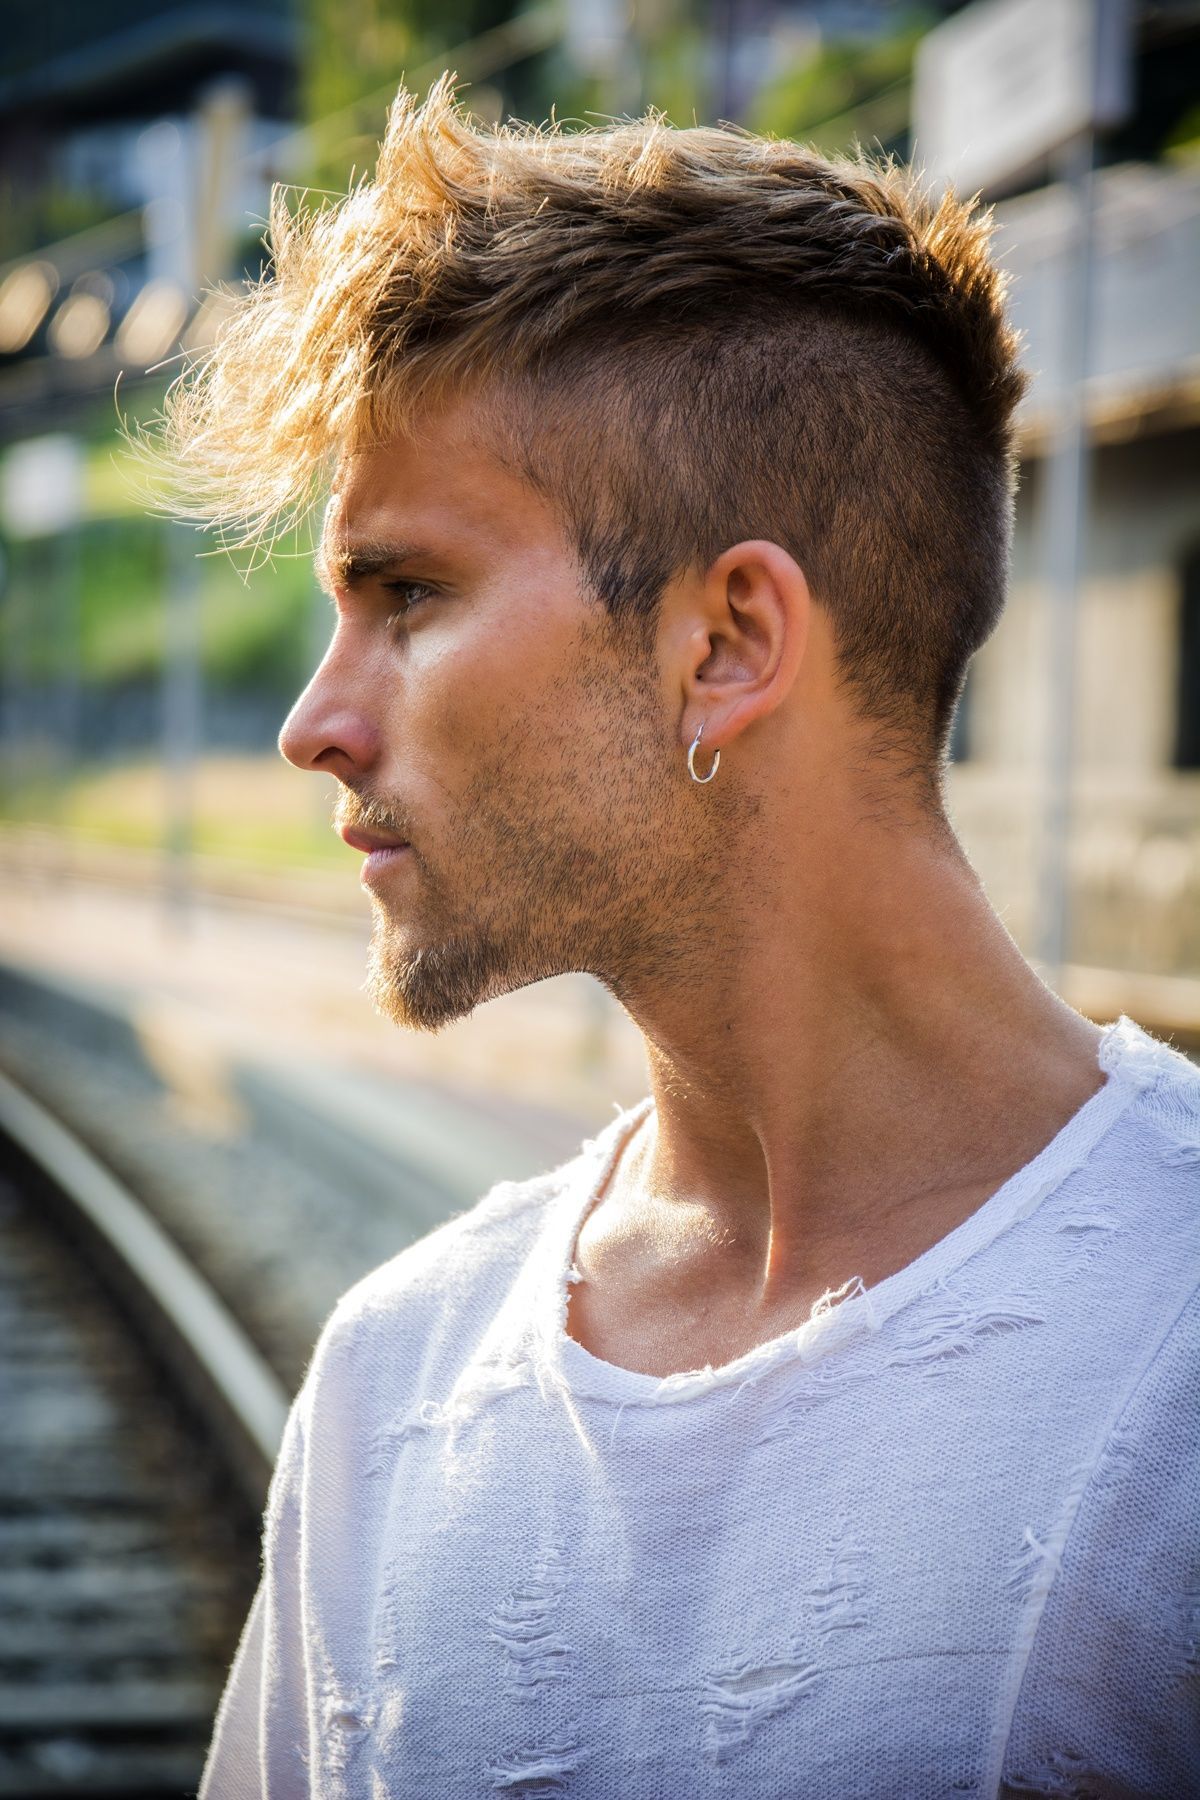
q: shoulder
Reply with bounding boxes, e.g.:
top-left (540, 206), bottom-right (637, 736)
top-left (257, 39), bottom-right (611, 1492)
top-left (327, 1168), bottom-right (563, 1330)
top-left (1098, 1014), bottom-right (1200, 1176)
top-left (300, 1100), bottom-right (650, 1400)
top-left (1075, 1019), bottom-right (1200, 1304)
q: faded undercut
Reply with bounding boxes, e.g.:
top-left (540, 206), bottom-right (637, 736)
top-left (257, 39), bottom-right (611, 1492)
top-left (156, 76), bottom-right (1028, 770)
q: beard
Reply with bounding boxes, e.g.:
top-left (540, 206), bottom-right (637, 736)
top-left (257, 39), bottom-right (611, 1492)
top-left (365, 906), bottom-right (579, 1034)
top-left (365, 919), bottom-right (523, 1033)
top-left (362, 787), bottom-right (688, 1033)
top-left (351, 659), bottom-right (725, 1034)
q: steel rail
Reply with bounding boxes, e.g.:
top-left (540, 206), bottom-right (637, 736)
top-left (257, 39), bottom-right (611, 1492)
top-left (0, 1065), bottom-right (290, 1508)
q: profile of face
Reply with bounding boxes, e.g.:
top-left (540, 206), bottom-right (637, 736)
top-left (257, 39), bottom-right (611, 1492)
top-left (278, 395), bottom-right (721, 1032)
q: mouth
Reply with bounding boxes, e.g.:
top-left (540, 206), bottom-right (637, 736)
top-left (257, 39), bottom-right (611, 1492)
top-left (338, 824), bottom-right (412, 888)
top-left (339, 825), bottom-right (409, 854)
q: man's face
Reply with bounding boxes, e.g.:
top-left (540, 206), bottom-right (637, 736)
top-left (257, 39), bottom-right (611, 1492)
top-left (280, 395), bottom-right (705, 1031)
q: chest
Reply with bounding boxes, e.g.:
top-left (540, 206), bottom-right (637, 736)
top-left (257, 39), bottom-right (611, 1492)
top-left (313, 1355), bottom-right (1112, 1800)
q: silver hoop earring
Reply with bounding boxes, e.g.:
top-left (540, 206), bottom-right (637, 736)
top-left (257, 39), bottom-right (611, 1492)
top-left (687, 722), bottom-right (720, 785)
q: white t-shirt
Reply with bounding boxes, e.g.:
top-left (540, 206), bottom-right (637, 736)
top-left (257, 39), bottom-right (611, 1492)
top-left (200, 1014), bottom-right (1200, 1798)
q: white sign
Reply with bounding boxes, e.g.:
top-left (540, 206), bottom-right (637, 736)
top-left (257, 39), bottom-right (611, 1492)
top-left (913, 0), bottom-right (1131, 194)
top-left (0, 434), bottom-right (85, 539)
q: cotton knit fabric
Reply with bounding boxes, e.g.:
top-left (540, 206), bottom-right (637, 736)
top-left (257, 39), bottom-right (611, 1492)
top-left (201, 1014), bottom-right (1200, 1799)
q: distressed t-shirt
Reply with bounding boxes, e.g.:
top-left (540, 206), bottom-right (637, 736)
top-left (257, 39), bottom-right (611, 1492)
top-left (200, 1014), bottom-right (1200, 1798)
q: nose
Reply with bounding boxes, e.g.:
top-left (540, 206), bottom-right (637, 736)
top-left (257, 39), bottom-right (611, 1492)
top-left (277, 636), bottom-right (381, 779)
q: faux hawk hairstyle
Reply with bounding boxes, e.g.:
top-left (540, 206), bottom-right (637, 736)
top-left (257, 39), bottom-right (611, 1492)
top-left (156, 75), bottom-right (1028, 776)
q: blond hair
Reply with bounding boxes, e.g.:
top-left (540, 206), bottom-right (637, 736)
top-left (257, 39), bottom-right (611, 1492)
top-left (157, 77), bottom-right (1027, 763)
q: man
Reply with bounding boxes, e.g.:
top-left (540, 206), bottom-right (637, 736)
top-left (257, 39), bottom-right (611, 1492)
top-left (185, 79), bottom-right (1200, 1798)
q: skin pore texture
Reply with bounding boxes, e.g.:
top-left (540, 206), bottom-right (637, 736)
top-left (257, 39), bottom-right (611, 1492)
top-left (280, 391), bottom-right (1106, 1380)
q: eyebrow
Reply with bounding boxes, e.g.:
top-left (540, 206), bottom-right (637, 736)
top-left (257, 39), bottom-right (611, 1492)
top-left (315, 538), bottom-right (434, 595)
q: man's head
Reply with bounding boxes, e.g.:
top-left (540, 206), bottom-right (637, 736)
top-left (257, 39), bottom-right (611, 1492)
top-left (292, 401), bottom-right (723, 1032)
top-left (162, 81), bottom-right (1027, 1030)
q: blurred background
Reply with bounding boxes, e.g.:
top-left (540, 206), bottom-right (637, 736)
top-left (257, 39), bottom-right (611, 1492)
top-left (0, 1), bottom-right (1196, 1792)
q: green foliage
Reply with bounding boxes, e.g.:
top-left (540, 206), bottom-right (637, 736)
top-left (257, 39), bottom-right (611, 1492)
top-left (198, 542), bottom-right (321, 692)
top-left (303, 0), bottom-right (418, 129)
top-left (0, 518), bottom-right (319, 693)
top-left (637, 20), bottom-right (715, 127)
top-left (299, 0), bottom-right (516, 142)
top-left (297, 0), bottom-right (569, 188)
top-left (0, 752), bottom-right (345, 867)
top-left (747, 14), bottom-right (930, 158)
top-left (79, 520), bottom-right (164, 681)
top-left (1166, 103), bottom-right (1200, 162)
top-left (0, 180), bottom-right (122, 264)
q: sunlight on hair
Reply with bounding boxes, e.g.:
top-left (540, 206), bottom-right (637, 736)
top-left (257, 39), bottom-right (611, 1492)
top-left (141, 73), bottom-right (1023, 573)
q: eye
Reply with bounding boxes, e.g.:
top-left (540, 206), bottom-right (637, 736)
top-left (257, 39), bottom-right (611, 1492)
top-left (381, 579), bottom-right (436, 627)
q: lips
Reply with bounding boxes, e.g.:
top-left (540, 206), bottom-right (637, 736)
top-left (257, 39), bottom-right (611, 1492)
top-left (339, 825), bottom-right (409, 854)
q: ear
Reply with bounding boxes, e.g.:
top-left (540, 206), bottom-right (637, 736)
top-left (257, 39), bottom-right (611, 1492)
top-left (672, 540), bottom-right (810, 756)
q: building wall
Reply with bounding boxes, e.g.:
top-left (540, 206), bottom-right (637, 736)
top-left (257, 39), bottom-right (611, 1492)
top-left (948, 427), bottom-right (1200, 977)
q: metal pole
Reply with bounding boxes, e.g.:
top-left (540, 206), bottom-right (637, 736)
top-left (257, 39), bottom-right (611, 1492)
top-left (53, 525), bottom-right (83, 780)
top-left (713, 0), bottom-right (738, 120)
top-left (0, 548), bottom-right (27, 813)
top-left (157, 75), bottom-right (243, 936)
top-left (163, 522), bottom-right (203, 934)
top-left (1033, 125), bottom-right (1096, 989)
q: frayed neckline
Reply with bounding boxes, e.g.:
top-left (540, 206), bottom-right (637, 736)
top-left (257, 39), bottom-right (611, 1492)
top-left (529, 1013), bottom-right (1164, 1410)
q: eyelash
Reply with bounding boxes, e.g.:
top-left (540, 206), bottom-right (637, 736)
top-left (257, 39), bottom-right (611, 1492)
top-left (381, 580), bottom-right (436, 627)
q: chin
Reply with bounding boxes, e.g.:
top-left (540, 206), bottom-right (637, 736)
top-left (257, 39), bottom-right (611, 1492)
top-left (365, 906), bottom-right (581, 1033)
top-left (364, 922), bottom-right (517, 1035)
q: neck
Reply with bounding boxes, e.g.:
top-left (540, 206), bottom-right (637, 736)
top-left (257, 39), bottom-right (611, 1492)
top-left (608, 802), bottom-right (1103, 1301)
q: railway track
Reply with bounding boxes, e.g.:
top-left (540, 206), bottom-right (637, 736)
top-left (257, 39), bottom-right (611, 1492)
top-left (0, 1070), bottom-right (290, 1799)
